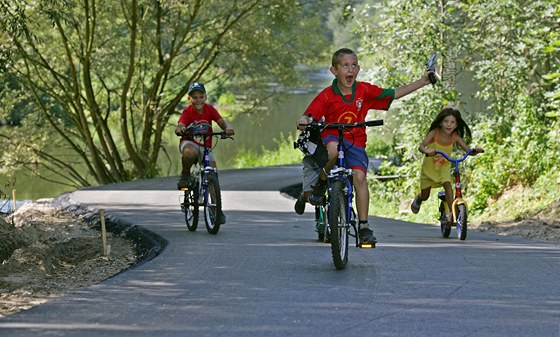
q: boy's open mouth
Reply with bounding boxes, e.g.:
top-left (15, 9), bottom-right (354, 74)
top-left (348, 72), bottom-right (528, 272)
top-left (345, 75), bottom-right (354, 84)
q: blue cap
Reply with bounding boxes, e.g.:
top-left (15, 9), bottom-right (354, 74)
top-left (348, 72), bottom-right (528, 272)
top-left (188, 82), bottom-right (206, 95)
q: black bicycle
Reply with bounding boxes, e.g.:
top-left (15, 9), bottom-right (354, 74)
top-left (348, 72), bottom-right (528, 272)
top-left (180, 126), bottom-right (232, 234)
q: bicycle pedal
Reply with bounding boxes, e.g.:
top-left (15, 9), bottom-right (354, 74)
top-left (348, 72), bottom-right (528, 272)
top-left (358, 242), bottom-right (376, 249)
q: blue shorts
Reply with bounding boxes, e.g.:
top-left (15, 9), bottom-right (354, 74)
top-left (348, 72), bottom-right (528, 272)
top-left (323, 135), bottom-right (368, 173)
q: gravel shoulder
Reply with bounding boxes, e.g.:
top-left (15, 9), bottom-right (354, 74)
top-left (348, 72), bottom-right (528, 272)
top-left (0, 194), bottom-right (166, 317)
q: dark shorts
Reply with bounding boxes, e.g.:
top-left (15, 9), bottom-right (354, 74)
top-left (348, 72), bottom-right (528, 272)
top-left (323, 135), bottom-right (368, 173)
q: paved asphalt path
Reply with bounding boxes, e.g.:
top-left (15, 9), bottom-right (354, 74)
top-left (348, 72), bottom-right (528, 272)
top-left (1, 165), bottom-right (559, 336)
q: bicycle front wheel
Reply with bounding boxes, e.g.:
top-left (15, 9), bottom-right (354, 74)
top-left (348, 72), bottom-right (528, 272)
top-left (328, 181), bottom-right (348, 270)
top-left (439, 201), bottom-right (451, 238)
top-left (204, 173), bottom-right (223, 234)
top-left (183, 188), bottom-right (199, 231)
top-left (456, 204), bottom-right (468, 240)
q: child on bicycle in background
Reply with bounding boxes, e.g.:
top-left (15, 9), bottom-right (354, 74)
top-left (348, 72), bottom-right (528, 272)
top-left (297, 47), bottom-right (434, 245)
top-left (175, 82), bottom-right (235, 191)
top-left (294, 118), bottom-right (327, 215)
top-left (410, 107), bottom-right (483, 222)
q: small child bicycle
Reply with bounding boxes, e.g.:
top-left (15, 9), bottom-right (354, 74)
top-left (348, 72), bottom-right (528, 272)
top-left (180, 125), bottom-right (232, 234)
top-left (434, 148), bottom-right (483, 240)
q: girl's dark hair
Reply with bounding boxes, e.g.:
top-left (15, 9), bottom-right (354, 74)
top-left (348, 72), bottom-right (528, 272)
top-left (428, 108), bottom-right (472, 143)
top-left (332, 48), bottom-right (356, 67)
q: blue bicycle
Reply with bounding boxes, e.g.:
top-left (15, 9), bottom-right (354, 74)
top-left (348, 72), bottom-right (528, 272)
top-left (308, 119), bottom-right (384, 269)
top-left (180, 127), bottom-right (232, 234)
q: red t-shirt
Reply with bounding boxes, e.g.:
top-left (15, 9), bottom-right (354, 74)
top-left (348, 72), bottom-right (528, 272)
top-left (178, 104), bottom-right (222, 147)
top-left (305, 80), bottom-right (395, 148)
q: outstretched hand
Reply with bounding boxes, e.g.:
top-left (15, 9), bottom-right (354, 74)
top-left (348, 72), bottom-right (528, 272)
top-left (423, 70), bottom-right (438, 86)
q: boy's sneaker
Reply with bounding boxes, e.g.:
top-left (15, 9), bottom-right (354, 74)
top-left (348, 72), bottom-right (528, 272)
top-left (177, 175), bottom-right (194, 190)
top-left (294, 194), bottom-right (306, 215)
top-left (410, 196), bottom-right (422, 214)
top-left (358, 227), bottom-right (377, 244)
top-left (308, 179), bottom-right (327, 206)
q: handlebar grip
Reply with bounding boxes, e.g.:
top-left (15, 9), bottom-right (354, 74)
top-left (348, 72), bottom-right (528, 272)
top-left (365, 120), bottom-right (384, 127)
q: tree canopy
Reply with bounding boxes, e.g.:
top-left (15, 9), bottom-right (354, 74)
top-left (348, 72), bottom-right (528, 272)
top-left (0, 0), bottom-right (331, 187)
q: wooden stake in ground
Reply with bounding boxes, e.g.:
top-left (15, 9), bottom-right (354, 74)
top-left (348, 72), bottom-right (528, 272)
top-left (100, 209), bottom-right (109, 256)
top-left (12, 189), bottom-right (17, 212)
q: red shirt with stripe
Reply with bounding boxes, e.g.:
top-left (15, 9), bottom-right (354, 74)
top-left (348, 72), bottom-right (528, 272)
top-left (305, 79), bottom-right (395, 148)
top-left (178, 104), bottom-right (222, 147)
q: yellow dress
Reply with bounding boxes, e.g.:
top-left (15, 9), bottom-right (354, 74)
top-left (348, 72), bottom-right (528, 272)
top-left (420, 130), bottom-right (454, 189)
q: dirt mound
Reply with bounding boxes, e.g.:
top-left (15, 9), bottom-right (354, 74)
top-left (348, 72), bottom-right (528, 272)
top-left (0, 199), bottom-right (138, 317)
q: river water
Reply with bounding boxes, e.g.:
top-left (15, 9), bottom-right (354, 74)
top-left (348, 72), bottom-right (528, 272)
top-left (1, 69), bottom-right (331, 201)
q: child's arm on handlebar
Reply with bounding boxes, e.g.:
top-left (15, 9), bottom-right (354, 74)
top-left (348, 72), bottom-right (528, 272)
top-left (456, 134), bottom-right (484, 155)
top-left (418, 130), bottom-right (436, 156)
top-left (469, 146), bottom-right (484, 155)
top-left (176, 123), bottom-right (189, 136)
top-left (216, 118), bottom-right (235, 136)
top-left (297, 115), bottom-right (311, 131)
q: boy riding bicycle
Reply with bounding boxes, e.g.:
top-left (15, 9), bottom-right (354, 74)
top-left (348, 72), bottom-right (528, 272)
top-left (297, 48), bottom-right (434, 245)
top-left (176, 82), bottom-right (234, 223)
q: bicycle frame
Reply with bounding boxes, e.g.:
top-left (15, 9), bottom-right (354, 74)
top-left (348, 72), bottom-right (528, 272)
top-left (434, 149), bottom-right (474, 220)
top-left (191, 132), bottom-right (223, 203)
top-left (327, 135), bottom-right (358, 246)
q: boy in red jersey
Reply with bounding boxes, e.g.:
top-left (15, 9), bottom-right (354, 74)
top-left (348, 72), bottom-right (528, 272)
top-left (175, 82), bottom-right (235, 192)
top-left (297, 48), bottom-right (433, 245)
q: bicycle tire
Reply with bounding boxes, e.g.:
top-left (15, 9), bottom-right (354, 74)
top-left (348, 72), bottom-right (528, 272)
top-left (456, 203), bottom-right (468, 240)
top-left (316, 204), bottom-right (330, 243)
top-left (328, 181), bottom-right (348, 269)
top-left (183, 188), bottom-right (199, 231)
top-left (439, 201), bottom-right (450, 238)
top-left (204, 173), bottom-right (222, 234)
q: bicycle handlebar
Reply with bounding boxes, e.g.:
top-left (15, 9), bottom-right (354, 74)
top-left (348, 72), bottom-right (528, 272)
top-left (189, 131), bottom-right (232, 140)
top-left (299, 119), bottom-right (384, 129)
top-left (434, 148), bottom-right (483, 163)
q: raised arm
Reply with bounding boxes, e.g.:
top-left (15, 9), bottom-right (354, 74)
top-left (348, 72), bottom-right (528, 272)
top-left (394, 72), bottom-right (433, 99)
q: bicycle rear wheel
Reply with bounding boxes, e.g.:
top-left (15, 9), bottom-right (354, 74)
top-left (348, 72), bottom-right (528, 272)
top-left (328, 181), bottom-right (348, 270)
top-left (456, 204), bottom-right (467, 240)
top-left (316, 204), bottom-right (330, 243)
top-left (204, 173), bottom-right (223, 234)
top-left (183, 188), bottom-right (199, 231)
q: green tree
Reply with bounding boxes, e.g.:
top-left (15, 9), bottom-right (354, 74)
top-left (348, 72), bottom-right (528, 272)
top-left (0, 0), bottom-right (330, 188)
top-left (355, 0), bottom-right (559, 219)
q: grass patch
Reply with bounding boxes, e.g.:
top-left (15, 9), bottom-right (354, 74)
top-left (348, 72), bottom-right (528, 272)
top-left (234, 132), bottom-right (301, 168)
